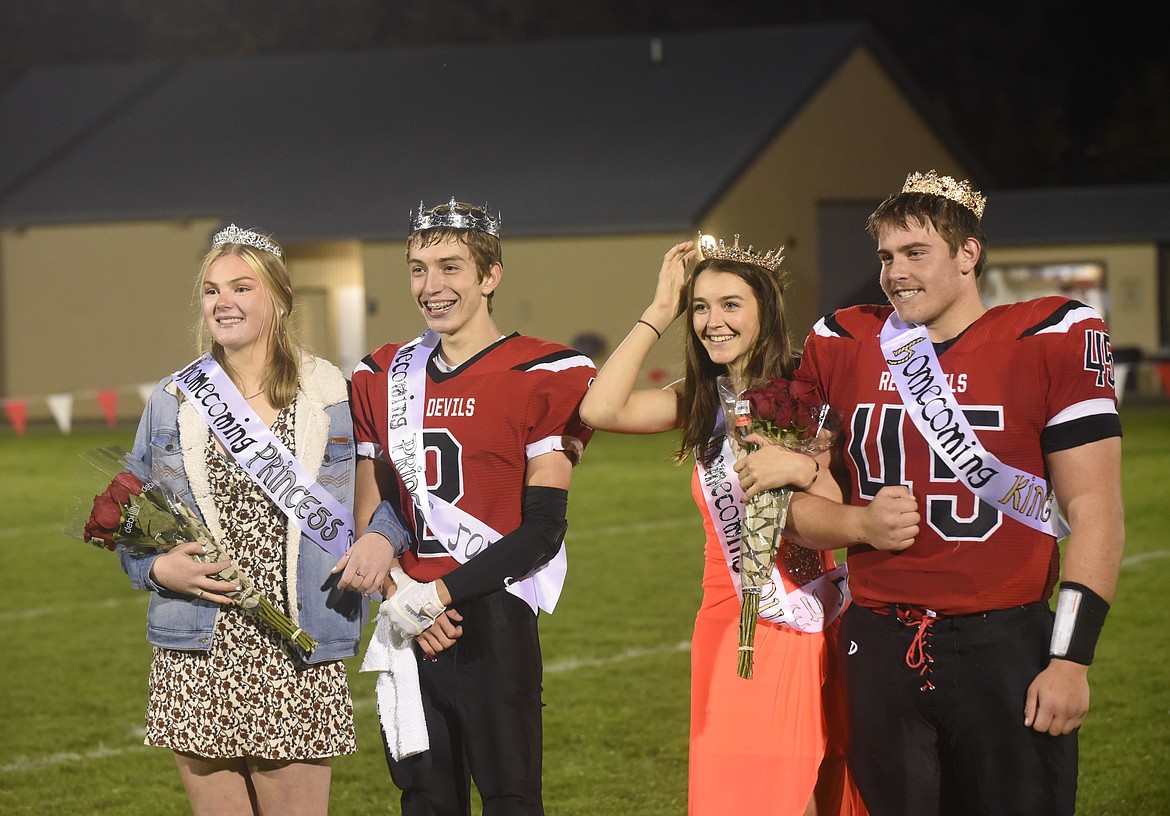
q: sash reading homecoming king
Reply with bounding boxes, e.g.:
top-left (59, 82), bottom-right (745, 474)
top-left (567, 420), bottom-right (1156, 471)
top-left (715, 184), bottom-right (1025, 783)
top-left (385, 330), bottom-right (566, 615)
top-left (172, 355), bottom-right (355, 558)
top-left (879, 313), bottom-right (1070, 538)
top-left (696, 431), bottom-right (849, 633)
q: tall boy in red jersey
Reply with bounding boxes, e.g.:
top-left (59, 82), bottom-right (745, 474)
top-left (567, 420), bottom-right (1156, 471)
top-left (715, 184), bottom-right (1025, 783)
top-left (349, 199), bottom-right (596, 815)
top-left (787, 172), bottom-right (1124, 816)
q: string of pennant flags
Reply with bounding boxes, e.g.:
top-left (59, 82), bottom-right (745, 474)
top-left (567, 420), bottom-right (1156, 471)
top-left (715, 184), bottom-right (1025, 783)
top-left (0, 383), bottom-right (157, 435)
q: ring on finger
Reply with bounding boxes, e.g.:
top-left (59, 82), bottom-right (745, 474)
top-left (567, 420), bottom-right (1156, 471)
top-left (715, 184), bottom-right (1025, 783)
top-left (195, 588), bottom-right (204, 599)
top-left (355, 571), bottom-right (365, 577)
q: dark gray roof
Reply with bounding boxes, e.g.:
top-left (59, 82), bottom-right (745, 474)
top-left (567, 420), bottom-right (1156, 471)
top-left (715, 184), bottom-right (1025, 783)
top-left (0, 24), bottom-right (880, 241)
top-left (984, 185), bottom-right (1170, 246)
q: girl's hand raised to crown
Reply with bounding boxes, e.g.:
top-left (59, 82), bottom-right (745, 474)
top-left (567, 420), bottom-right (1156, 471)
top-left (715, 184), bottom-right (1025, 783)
top-left (642, 241), bottom-right (695, 331)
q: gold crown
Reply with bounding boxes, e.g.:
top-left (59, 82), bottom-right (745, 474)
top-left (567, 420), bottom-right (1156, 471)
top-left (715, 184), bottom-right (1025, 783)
top-left (697, 232), bottom-right (784, 273)
top-left (901, 170), bottom-right (987, 219)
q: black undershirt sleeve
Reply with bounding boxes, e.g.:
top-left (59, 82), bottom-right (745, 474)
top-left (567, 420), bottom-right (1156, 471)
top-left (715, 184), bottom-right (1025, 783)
top-left (441, 485), bottom-right (569, 605)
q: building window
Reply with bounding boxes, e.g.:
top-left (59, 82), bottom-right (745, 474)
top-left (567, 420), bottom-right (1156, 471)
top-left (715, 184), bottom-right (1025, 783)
top-left (981, 262), bottom-right (1107, 319)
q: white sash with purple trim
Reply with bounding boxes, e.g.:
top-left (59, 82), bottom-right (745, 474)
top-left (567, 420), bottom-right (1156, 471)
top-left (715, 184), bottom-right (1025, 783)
top-left (172, 354), bottom-right (355, 559)
top-left (695, 434), bottom-right (849, 633)
top-left (879, 313), bottom-right (1070, 538)
top-left (385, 330), bottom-right (566, 615)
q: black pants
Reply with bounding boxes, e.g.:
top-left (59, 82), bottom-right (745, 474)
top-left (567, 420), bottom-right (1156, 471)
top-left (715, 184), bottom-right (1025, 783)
top-left (838, 602), bottom-right (1078, 816)
top-left (384, 590), bottom-right (545, 816)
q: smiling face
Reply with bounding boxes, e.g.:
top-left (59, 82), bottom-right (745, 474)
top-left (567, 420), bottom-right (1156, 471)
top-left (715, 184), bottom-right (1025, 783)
top-left (407, 234), bottom-right (500, 340)
top-left (201, 253), bottom-right (277, 359)
top-left (877, 218), bottom-right (984, 341)
top-left (691, 269), bottom-right (760, 378)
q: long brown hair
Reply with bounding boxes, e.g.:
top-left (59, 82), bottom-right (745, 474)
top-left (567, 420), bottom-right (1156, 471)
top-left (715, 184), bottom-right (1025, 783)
top-left (675, 258), bottom-right (795, 466)
top-left (193, 241), bottom-right (302, 408)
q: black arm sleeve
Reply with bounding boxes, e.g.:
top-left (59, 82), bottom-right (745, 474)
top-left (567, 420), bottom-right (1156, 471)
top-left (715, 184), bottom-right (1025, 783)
top-left (441, 485), bottom-right (568, 605)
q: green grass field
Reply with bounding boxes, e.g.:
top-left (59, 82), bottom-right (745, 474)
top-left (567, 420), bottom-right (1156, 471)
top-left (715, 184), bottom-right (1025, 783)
top-left (2, 406), bottom-right (1168, 814)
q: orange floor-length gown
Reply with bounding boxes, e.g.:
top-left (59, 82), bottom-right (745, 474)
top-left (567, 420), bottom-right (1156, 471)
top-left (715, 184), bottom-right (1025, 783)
top-left (688, 470), bottom-right (867, 816)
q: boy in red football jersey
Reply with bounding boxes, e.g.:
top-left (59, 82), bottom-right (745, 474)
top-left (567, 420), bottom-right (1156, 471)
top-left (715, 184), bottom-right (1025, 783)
top-left (771, 172), bottom-right (1124, 815)
top-left (346, 199), bottom-right (595, 815)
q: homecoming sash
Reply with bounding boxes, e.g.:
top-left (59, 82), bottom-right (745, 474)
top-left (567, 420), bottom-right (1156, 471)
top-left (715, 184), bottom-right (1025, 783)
top-left (172, 355), bottom-right (355, 558)
top-left (385, 330), bottom-right (567, 615)
top-left (879, 313), bottom-right (1070, 538)
top-left (696, 434), bottom-right (849, 633)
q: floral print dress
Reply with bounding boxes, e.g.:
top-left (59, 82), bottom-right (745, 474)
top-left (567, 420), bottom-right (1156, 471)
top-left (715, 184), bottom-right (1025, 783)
top-left (144, 407), bottom-right (356, 760)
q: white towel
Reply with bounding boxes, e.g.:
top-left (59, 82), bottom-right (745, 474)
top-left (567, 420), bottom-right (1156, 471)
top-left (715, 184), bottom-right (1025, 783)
top-left (359, 602), bottom-right (429, 760)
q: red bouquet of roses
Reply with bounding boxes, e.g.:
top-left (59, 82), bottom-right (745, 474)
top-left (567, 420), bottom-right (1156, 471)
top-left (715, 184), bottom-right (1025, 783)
top-left (740, 373), bottom-right (837, 453)
top-left (717, 373), bottom-right (840, 677)
top-left (72, 446), bottom-right (318, 654)
top-left (83, 470), bottom-right (147, 550)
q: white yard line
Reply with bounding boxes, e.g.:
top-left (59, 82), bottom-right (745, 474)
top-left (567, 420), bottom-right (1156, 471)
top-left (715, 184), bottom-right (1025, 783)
top-left (0, 743), bottom-right (153, 773)
top-left (0, 596), bottom-right (144, 622)
top-left (1121, 549), bottom-right (1170, 568)
top-left (0, 522), bottom-right (62, 540)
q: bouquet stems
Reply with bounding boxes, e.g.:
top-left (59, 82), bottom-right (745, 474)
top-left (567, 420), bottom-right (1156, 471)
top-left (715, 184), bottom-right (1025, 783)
top-left (254, 596), bottom-right (318, 653)
top-left (186, 528), bottom-right (319, 655)
top-left (738, 588), bottom-right (760, 678)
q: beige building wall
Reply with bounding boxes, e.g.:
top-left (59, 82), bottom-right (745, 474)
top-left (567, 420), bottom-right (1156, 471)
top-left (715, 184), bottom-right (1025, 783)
top-left (0, 222), bottom-right (373, 423)
top-left (361, 233), bottom-right (690, 383)
top-left (285, 240), bottom-right (365, 374)
top-left (1, 218), bottom-right (220, 418)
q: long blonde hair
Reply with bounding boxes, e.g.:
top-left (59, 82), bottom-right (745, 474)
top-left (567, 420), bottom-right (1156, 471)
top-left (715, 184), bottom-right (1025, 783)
top-left (193, 242), bottom-right (302, 408)
top-left (675, 258), bottom-right (795, 467)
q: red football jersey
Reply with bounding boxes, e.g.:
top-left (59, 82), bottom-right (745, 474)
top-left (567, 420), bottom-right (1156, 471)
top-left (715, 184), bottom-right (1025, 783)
top-left (351, 333), bottom-right (596, 582)
top-left (799, 297), bottom-right (1120, 614)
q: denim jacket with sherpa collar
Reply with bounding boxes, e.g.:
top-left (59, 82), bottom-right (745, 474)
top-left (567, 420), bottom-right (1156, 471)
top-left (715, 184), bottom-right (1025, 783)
top-left (119, 354), bottom-right (372, 664)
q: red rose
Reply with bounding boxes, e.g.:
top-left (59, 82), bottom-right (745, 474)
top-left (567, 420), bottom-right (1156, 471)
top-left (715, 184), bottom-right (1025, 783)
top-left (788, 376), bottom-right (820, 409)
top-left (773, 397), bottom-right (797, 429)
top-left (82, 517), bottom-right (115, 549)
top-left (746, 387), bottom-right (777, 425)
top-left (795, 403), bottom-right (821, 434)
top-left (90, 490), bottom-right (123, 530)
top-left (107, 471), bottom-right (145, 506)
top-left (84, 492), bottom-right (122, 550)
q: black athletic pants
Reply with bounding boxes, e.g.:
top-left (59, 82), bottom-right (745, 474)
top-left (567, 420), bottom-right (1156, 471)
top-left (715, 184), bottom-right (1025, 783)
top-left (383, 590), bottom-right (544, 816)
top-left (838, 602), bottom-right (1078, 816)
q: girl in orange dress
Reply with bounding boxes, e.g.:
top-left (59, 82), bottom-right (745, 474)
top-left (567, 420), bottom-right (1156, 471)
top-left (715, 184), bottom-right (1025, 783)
top-left (580, 237), bottom-right (867, 815)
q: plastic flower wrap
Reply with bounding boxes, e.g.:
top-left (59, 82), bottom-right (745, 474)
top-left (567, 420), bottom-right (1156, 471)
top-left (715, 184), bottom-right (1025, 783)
top-left (716, 374), bottom-right (840, 678)
top-left (69, 446), bottom-right (318, 654)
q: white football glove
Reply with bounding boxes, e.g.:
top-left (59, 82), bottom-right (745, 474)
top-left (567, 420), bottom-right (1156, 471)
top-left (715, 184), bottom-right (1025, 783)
top-left (386, 568), bottom-right (446, 638)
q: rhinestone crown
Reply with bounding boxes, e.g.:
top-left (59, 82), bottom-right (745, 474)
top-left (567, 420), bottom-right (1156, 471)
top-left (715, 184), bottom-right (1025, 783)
top-left (698, 232), bottom-right (784, 273)
top-left (410, 197), bottom-right (501, 237)
top-left (901, 170), bottom-right (987, 219)
top-left (212, 224), bottom-right (283, 258)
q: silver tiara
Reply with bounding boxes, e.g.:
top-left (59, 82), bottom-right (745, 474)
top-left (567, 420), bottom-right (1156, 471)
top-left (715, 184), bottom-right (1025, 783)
top-left (409, 197), bottom-right (501, 237)
top-left (213, 224), bottom-right (283, 258)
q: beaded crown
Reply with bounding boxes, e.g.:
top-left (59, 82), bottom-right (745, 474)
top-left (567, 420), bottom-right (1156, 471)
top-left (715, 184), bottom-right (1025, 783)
top-left (697, 233), bottom-right (784, 273)
top-left (901, 170), bottom-right (987, 219)
top-left (409, 197), bottom-right (501, 237)
top-left (212, 224), bottom-right (283, 258)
